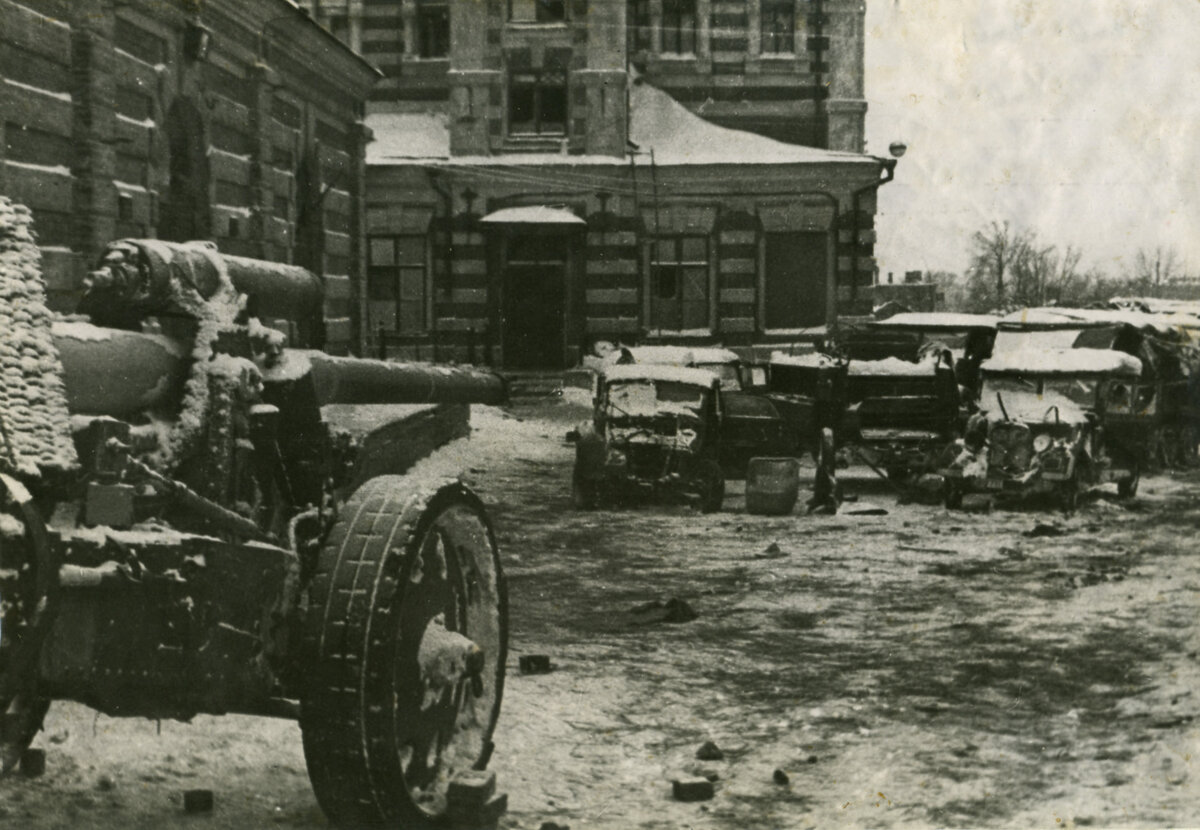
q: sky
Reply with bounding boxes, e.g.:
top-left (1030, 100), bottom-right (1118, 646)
top-left (863, 0), bottom-right (1200, 279)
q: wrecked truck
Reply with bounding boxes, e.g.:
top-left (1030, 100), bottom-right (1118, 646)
top-left (0, 207), bottom-right (508, 828)
top-left (941, 348), bottom-right (1144, 510)
top-left (572, 364), bottom-right (726, 511)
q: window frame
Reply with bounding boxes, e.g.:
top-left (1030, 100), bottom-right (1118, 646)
top-left (662, 0), bottom-right (698, 55)
top-left (415, 0), bottom-right (450, 59)
top-left (367, 233), bottom-right (430, 335)
top-left (628, 0), bottom-right (653, 53)
top-left (760, 0), bottom-right (797, 55)
top-left (508, 0), bottom-right (567, 23)
top-left (507, 69), bottom-right (569, 136)
top-left (649, 234), bottom-right (711, 332)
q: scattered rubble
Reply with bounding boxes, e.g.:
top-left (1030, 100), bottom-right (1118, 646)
top-left (773, 768), bottom-right (790, 785)
top-left (671, 775), bottom-right (714, 802)
top-left (695, 740), bottom-right (724, 761)
top-left (518, 655), bottom-right (553, 675)
top-left (1025, 523), bottom-right (1066, 538)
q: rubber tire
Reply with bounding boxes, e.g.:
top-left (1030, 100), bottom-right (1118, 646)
top-left (299, 476), bottom-right (507, 829)
top-left (696, 461), bottom-right (726, 513)
top-left (944, 480), bottom-right (964, 510)
top-left (1117, 465), bottom-right (1140, 499)
top-left (0, 481), bottom-right (54, 774)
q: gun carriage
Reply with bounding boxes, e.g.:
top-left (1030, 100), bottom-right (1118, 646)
top-left (0, 203), bottom-right (507, 828)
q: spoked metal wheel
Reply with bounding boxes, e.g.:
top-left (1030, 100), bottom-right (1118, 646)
top-left (300, 476), bottom-right (507, 828)
top-left (0, 473), bottom-right (56, 773)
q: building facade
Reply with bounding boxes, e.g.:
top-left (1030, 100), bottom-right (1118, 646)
top-left (302, 0), bottom-right (891, 368)
top-left (0, 0), bottom-right (378, 352)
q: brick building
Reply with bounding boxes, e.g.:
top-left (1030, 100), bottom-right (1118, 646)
top-left (0, 0), bottom-right (378, 352)
top-left (301, 0), bottom-right (893, 368)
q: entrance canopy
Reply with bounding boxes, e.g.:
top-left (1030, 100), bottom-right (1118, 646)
top-left (480, 206), bottom-right (585, 225)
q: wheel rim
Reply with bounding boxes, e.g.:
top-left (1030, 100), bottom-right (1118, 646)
top-left (0, 477), bottom-right (54, 772)
top-left (391, 499), bottom-right (504, 817)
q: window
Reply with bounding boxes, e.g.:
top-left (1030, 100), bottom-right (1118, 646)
top-left (650, 236), bottom-right (709, 331)
top-left (761, 0), bottom-right (796, 54)
top-left (662, 0), bottom-right (697, 54)
top-left (628, 0), bottom-right (652, 52)
top-left (327, 14), bottom-right (349, 45)
top-left (416, 1), bottom-right (450, 58)
top-left (509, 0), bottom-right (566, 22)
top-left (508, 70), bottom-right (567, 135)
top-left (368, 235), bottom-right (427, 333)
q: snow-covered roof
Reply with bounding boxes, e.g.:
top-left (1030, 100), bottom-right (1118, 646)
top-left (689, 347), bottom-right (741, 365)
top-left (479, 206), bottom-right (585, 225)
top-left (603, 363), bottom-right (718, 387)
top-left (981, 348), bottom-right (1143, 377)
top-left (366, 79), bottom-right (877, 168)
top-left (770, 351), bottom-right (843, 369)
top-left (872, 312), bottom-right (1000, 331)
top-left (848, 357), bottom-right (938, 377)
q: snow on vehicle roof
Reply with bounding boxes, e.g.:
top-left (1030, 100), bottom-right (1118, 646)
top-left (847, 357), bottom-right (938, 377)
top-left (999, 307), bottom-right (1200, 334)
top-left (603, 363), bottom-right (718, 387)
top-left (1111, 297), bottom-right (1200, 316)
top-left (871, 312), bottom-right (1000, 331)
top-left (603, 345), bottom-right (740, 366)
top-left (981, 348), bottom-right (1143, 377)
top-left (479, 206), bottom-right (585, 225)
top-left (769, 351), bottom-right (843, 369)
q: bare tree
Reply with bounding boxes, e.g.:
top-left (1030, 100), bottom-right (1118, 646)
top-left (1129, 246), bottom-right (1182, 295)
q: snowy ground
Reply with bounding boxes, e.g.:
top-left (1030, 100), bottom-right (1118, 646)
top-left (6, 398), bottom-right (1200, 829)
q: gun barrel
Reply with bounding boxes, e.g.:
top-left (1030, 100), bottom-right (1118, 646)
top-left (52, 321), bottom-right (187, 416)
top-left (303, 353), bottom-right (508, 406)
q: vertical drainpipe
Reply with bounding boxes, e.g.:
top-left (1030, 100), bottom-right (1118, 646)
top-left (848, 157), bottom-right (896, 314)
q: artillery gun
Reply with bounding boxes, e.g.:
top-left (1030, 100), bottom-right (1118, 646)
top-left (0, 199), bottom-right (509, 828)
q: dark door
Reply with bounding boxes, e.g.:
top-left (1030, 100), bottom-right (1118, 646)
top-left (764, 232), bottom-right (828, 328)
top-left (503, 235), bottom-right (567, 369)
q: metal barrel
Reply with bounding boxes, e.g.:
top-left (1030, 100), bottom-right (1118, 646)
top-left (299, 353), bottom-right (508, 405)
top-left (52, 322), bottom-right (187, 416)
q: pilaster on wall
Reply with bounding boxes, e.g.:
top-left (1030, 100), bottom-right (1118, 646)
top-left (823, 0), bottom-right (866, 153)
top-left (70, 6), bottom-right (118, 283)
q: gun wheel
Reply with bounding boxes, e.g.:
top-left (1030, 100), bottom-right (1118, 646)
top-left (0, 475), bottom-right (55, 774)
top-left (300, 476), bottom-right (507, 828)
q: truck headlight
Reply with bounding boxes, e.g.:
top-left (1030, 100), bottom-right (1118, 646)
top-left (1033, 433), bottom-right (1052, 453)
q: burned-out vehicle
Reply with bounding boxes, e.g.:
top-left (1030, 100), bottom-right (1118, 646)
top-left (572, 364), bottom-right (725, 511)
top-left (764, 351), bottom-right (847, 458)
top-left (0, 210), bottom-right (508, 828)
top-left (995, 307), bottom-right (1200, 467)
top-left (941, 348), bottom-right (1144, 510)
top-left (859, 312), bottom-right (999, 399)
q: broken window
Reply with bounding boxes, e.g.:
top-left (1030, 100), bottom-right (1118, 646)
top-left (761, 0), bottom-right (796, 54)
top-left (416, 1), bottom-right (450, 58)
top-left (650, 236), bottom-right (709, 331)
top-left (662, 0), bottom-right (697, 54)
top-left (508, 69), bottom-right (567, 135)
top-left (509, 0), bottom-right (566, 22)
top-left (368, 234), bottom-right (427, 333)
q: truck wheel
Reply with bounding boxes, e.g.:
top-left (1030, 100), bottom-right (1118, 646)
top-left (697, 461), bottom-right (725, 513)
top-left (300, 476), bottom-right (507, 829)
top-left (0, 475), bottom-right (55, 774)
top-left (944, 479), bottom-right (964, 510)
top-left (1060, 478), bottom-right (1080, 512)
top-left (1117, 465), bottom-right (1141, 498)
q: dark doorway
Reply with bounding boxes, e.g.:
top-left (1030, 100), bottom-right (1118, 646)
top-left (503, 235), bottom-right (567, 369)
top-left (159, 99), bottom-right (211, 243)
top-left (764, 231), bottom-right (828, 328)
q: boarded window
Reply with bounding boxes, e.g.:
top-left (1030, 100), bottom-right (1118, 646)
top-left (764, 232), bottom-right (827, 329)
top-left (368, 234), bottom-right (427, 333)
top-left (650, 236), bottom-right (709, 331)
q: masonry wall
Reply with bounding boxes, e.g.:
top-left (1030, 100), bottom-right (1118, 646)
top-left (305, 0), bottom-right (867, 152)
top-left (0, 0), bottom-right (376, 353)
